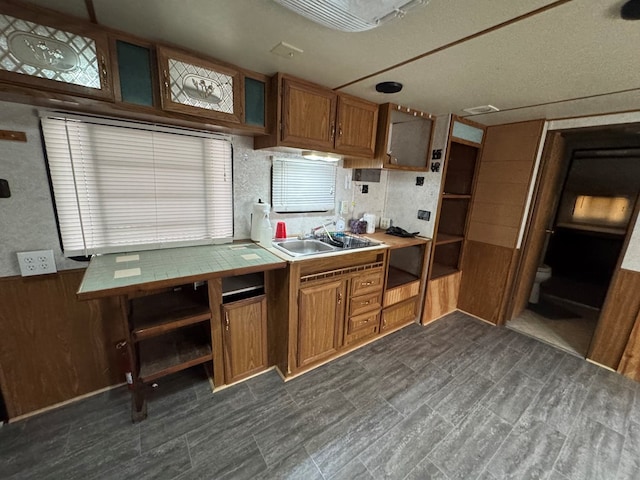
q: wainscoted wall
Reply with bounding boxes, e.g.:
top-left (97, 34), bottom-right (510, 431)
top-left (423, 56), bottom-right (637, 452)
top-left (0, 270), bottom-right (125, 418)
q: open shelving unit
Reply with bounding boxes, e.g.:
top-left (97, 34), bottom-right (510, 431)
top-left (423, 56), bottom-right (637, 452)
top-left (124, 283), bottom-right (213, 420)
top-left (423, 116), bottom-right (485, 324)
top-left (430, 135), bottom-right (482, 280)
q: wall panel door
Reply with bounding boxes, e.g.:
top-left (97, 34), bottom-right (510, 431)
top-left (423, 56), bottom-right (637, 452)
top-left (458, 119), bottom-right (544, 324)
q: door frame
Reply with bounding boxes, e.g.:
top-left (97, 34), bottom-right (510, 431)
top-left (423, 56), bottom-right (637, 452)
top-left (504, 130), bottom-right (570, 321)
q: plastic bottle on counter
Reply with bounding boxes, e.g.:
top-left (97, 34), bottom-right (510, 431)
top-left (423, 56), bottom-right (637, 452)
top-left (259, 214), bottom-right (273, 248)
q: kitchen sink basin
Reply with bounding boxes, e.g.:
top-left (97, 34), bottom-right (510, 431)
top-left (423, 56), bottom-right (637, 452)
top-left (273, 234), bottom-right (381, 257)
top-left (273, 239), bottom-right (338, 256)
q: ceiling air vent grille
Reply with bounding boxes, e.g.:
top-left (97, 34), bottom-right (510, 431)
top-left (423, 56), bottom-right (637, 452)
top-left (273, 0), bottom-right (428, 32)
top-left (463, 105), bottom-right (500, 115)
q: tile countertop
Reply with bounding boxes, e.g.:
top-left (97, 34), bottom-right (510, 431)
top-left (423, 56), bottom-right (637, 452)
top-left (77, 243), bottom-right (287, 300)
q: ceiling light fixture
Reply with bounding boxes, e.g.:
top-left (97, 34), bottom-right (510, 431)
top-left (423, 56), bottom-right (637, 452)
top-left (273, 0), bottom-right (429, 32)
top-left (375, 81), bottom-right (403, 94)
top-left (463, 105), bottom-right (500, 115)
top-left (301, 150), bottom-right (341, 162)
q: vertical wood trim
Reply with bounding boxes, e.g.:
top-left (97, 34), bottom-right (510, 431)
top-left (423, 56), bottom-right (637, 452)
top-left (507, 131), bottom-right (568, 319)
top-left (618, 308), bottom-right (640, 381)
top-left (588, 269), bottom-right (640, 368)
top-left (208, 278), bottom-right (225, 387)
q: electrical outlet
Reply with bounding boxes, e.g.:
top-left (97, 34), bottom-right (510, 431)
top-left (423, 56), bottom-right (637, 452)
top-left (416, 176), bottom-right (424, 186)
top-left (417, 210), bottom-right (431, 221)
top-left (17, 250), bottom-right (57, 276)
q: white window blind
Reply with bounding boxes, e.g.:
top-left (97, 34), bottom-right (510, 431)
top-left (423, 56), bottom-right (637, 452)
top-left (272, 156), bottom-right (336, 213)
top-left (41, 114), bottom-right (233, 256)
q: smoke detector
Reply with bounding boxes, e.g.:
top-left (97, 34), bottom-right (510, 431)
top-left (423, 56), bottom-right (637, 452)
top-left (273, 0), bottom-right (429, 32)
top-left (463, 105), bottom-right (500, 115)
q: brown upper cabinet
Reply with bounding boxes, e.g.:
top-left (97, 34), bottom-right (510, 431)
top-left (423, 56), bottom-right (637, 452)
top-left (0, 2), bottom-right (113, 101)
top-left (344, 103), bottom-right (435, 170)
top-left (157, 46), bottom-right (243, 124)
top-left (255, 74), bottom-right (378, 158)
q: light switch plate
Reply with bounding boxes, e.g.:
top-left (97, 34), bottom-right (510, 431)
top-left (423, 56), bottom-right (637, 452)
top-left (17, 249), bottom-right (57, 276)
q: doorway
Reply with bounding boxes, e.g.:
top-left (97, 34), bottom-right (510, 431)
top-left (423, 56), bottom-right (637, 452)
top-left (507, 125), bottom-right (640, 357)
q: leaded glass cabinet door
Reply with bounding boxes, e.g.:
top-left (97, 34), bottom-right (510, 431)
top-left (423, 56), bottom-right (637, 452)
top-left (0, 3), bottom-right (113, 100)
top-left (157, 46), bottom-right (242, 124)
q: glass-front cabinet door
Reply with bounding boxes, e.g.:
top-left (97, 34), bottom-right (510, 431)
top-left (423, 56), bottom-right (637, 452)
top-left (157, 46), bottom-right (242, 123)
top-left (0, 3), bottom-right (113, 100)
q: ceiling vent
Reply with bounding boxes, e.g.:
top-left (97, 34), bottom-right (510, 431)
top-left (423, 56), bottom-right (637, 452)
top-left (273, 0), bottom-right (429, 32)
top-left (462, 105), bottom-right (500, 115)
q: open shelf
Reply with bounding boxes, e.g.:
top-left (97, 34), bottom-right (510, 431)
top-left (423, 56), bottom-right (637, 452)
top-left (387, 266), bottom-right (420, 290)
top-left (430, 262), bottom-right (460, 279)
top-left (442, 193), bottom-right (471, 199)
top-left (130, 286), bottom-right (210, 341)
top-left (137, 323), bottom-right (212, 383)
top-left (435, 234), bottom-right (464, 246)
top-left (222, 272), bottom-right (264, 298)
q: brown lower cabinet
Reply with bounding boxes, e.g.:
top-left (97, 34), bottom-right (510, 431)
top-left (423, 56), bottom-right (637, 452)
top-left (382, 298), bottom-right (418, 332)
top-left (222, 295), bottom-right (268, 383)
top-left (297, 279), bottom-right (346, 367)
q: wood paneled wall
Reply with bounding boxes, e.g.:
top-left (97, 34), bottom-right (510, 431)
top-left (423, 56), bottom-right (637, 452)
top-left (466, 120), bottom-right (545, 249)
top-left (0, 270), bottom-right (125, 419)
top-left (458, 241), bottom-right (517, 324)
top-left (588, 268), bottom-right (640, 369)
top-left (422, 272), bottom-right (461, 324)
top-left (458, 120), bottom-right (544, 324)
top-left (619, 305), bottom-right (640, 381)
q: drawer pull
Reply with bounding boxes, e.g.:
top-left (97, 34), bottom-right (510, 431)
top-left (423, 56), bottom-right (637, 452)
top-left (361, 281), bottom-right (373, 286)
top-left (361, 300), bottom-right (370, 305)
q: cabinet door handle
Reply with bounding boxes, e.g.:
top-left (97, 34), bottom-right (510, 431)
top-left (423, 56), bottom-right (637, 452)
top-left (337, 292), bottom-right (342, 304)
top-left (163, 69), bottom-right (170, 98)
top-left (100, 55), bottom-right (108, 85)
top-left (224, 311), bottom-right (230, 331)
top-left (330, 123), bottom-right (336, 141)
top-left (338, 124), bottom-right (343, 138)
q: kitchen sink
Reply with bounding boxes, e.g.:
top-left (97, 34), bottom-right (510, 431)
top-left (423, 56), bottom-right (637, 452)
top-left (273, 234), bottom-right (381, 257)
top-left (273, 239), bottom-right (338, 256)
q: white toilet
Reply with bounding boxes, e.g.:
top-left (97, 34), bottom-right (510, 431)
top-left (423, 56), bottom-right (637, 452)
top-left (529, 264), bottom-right (552, 304)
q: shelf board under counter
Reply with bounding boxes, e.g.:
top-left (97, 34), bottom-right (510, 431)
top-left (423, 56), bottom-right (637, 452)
top-left (137, 323), bottom-right (212, 383)
top-left (130, 286), bottom-right (210, 341)
top-left (435, 233), bottom-right (464, 246)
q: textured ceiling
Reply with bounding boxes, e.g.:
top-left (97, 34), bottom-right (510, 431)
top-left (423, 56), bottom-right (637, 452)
top-left (23, 0), bottom-right (640, 125)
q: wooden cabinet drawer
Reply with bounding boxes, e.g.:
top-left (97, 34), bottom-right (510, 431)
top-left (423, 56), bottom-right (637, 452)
top-left (382, 299), bottom-right (417, 332)
top-left (351, 269), bottom-right (384, 296)
top-left (345, 311), bottom-right (379, 346)
top-left (349, 292), bottom-right (382, 317)
top-left (347, 310), bottom-right (380, 334)
top-left (383, 280), bottom-right (420, 307)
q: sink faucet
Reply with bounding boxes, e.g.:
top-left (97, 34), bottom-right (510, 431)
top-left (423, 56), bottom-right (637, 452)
top-left (308, 220), bottom-right (336, 241)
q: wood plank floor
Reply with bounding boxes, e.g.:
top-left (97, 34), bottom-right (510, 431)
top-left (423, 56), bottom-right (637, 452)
top-left (2, 311), bottom-right (639, 479)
